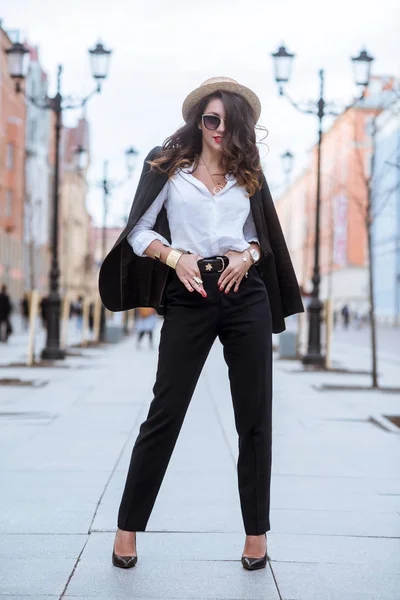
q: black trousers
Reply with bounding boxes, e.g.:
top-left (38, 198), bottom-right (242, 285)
top-left (118, 265), bottom-right (273, 535)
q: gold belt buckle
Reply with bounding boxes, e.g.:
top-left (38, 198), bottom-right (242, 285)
top-left (216, 256), bottom-right (225, 272)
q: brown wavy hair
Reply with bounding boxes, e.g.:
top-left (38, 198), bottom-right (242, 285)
top-left (149, 91), bottom-right (267, 196)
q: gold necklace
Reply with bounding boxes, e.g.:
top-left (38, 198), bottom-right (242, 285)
top-left (200, 156), bottom-right (225, 195)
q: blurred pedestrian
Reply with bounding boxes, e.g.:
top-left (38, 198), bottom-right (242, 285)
top-left (135, 307), bottom-right (157, 349)
top-left (88, 302), bottom-right (94, 333)
top-left (72, 296), bottom-right (83, 331)
top-left (341, 304), bottom-right (350, 330)
top-left (21, 294), bottom-right (29, 331)
top-left (99, 77), bottom-right (304, 571)
top-left (0, 285), bottom-right (12, 342)
top-left (39, 295), bottom-right (48, 329)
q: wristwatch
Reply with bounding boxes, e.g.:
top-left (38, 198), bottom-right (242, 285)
top-left (248, 247), bottom-right (260, 264)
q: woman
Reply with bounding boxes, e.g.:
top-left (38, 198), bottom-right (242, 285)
top-left (99, 77), bottom-right (304, 571)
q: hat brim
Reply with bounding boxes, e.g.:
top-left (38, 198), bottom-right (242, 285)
top-left (182, 81), bottom-right (261, 123)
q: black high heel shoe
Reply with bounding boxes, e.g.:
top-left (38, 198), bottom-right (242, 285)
top-left (112, 532), bottom-right (138, 569)
top-left (241, 533), bottom-right (269, 571)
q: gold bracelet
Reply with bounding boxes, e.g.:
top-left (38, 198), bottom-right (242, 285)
top-left (166, 249), bottom-right (183, 269)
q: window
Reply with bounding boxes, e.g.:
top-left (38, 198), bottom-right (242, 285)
top-left (6, 143), bottom-right (14, 170)
top-left (29, 120), bottom-right (38, 144)
top-left (5, 190), bottom-right (13, 216)
top-left (31, 79), bottom-right (37, 99)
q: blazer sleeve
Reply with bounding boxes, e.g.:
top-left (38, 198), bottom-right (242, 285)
top-left (127, 182), bottom-right (170, 256)
top-left (260, 174), bottom-right (304, 316)
top-left (243, 208), bottom-right (260, 245)
top-left (110, 146), bottom-right (163, 251)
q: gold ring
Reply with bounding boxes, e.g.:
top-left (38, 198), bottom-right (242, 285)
top-left (193, 276), bottom-right (203, 285)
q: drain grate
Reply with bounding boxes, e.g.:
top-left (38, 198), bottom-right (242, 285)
top-left (313, 384), bottom-right (400, 393)
top-left (0, 410), bottom-right (55, 420)
top-left (0, 378), bottom-right (47, 387)
top-left (383, 415), bottom-right (400, 429)
top-left (370, 414), bottom-right (400, 433)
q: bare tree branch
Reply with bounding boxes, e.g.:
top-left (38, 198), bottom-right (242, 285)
top-left (373, 179), bottom-right (400, 220)
top-left (385, 160), bottom-right (400, 170)
top-left (353, 111), bottom-right (371, 189)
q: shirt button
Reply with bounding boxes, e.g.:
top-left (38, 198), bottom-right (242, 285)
top-left (259, 272), bottom-right (264, 278)
top-left (263, 250), bottom-right (269, 257)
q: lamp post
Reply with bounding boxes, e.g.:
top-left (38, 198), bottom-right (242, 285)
top-left (100, 148), bottom-right (138, 253)
top-left (271, 44), bottom-right (374, 366)
top-left (281, 149), bottom-right (294, 186)
top-left (75, 146), bottom-right (138, 341)
top-left (6, 39), bottom-right (112, 360)
top-left (100, 147), bottom-right (138, 340)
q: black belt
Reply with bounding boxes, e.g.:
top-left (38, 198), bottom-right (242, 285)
top-left (197, 256), bottom-right (229, 274)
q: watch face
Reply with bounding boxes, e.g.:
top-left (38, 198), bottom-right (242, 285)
top-left (251, 249), bottom-right (260, 261)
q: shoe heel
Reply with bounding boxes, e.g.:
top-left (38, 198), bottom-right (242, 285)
top-left (241, 533), bottom-right (268, 571)
top-left (112, 531), bottom-right (138, 569)
top-left (112, 550), bottom-right (137, 569)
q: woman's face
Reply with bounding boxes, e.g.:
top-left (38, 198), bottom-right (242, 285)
top-left (199, 97), bottom-right (225, 153)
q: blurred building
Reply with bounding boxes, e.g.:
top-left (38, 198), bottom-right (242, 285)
top-left (273, 168), bottom-right (312, 289)
top-left (0, 24), bottom-right (26, 302)
top-left (276, 76), bottom-right (397, 313)
top-left (59, 117), bottom-right (92, 299)
top-left (90, 225), bottom-right (122, 290)
top-left (373, 98), bottom-right (400, 325)
top-left (24, 45), bottom-right (51, 293)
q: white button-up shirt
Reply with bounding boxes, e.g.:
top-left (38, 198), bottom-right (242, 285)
top-left (127, 167), bottom-right (259, 258)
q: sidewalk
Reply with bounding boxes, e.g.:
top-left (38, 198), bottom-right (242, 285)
top-left (0, 324), bottom-right (399, 599)
top-left (330, 326), bottom-right (400, 388)
top-left (0, 315), bottom-right (92, 367)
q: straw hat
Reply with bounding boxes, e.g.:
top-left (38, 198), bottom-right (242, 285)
top-left (182, 77), bottom-right (261, 123)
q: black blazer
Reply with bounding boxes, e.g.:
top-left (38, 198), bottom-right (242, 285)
top-left (98, 146), bottom-right (304, 334)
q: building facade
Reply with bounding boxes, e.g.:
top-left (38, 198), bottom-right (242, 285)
top-left (373, 99), bottom-right (400, 324)
top-left (0, 25), bottom-right (26, 302)
top-left (24, 45), bottom-right (51, 293)
top-left (276, 77), bottom-right (395, 314)
top-left (59, 117), bottom-right (92, 299)
top-left (90, 224), bottom-right (122, 294)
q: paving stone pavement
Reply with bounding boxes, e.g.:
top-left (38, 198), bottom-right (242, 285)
top-left (0, 321), bottom-right (399, 599)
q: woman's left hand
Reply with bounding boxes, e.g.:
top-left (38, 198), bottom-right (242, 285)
top-left (218, 250), bottom-right (251, 293)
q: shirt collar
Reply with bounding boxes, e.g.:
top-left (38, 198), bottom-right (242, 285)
top-left (178, 168), bottom-right (238, 195)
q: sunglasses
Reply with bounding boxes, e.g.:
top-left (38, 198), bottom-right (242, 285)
top-left (201, 114), bottom-right (226, 131)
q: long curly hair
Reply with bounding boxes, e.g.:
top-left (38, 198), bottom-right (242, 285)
top-left (149, 91), bottom-right (267, 196)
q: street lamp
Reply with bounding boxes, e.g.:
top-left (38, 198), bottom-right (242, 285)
top-left (352, 49), bottom-right (374, 88)
top-left (75, 144), bottom-right (90, 172)
top-left (73, 147), bottom-right (138, 341)
top-left (271, 44), bottom-right (295, 93)
top-left (271, 43), bottom-right (374, 366)
top-left (281, 149), bottom-right (294, 185)
top-left (6, 39), bottom-right (112, 360)
top-left (98, 148), bottom-right (139, 258)
top-left (5, 41), bottom-right (29, 88)
top-left (125, 146), bottom-right (139, 174)
top-left (99, 148), bottom-right (138, 340)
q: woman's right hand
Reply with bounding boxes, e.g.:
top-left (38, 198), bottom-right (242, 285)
top-left (175, 253), bottom-right (207, 298)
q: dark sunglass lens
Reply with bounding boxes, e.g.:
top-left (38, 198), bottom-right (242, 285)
top-left (203, 115), bottom-right (220, 130)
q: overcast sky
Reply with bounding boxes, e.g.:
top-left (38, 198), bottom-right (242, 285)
top-left (2, 0), bottom-right (399, 227)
